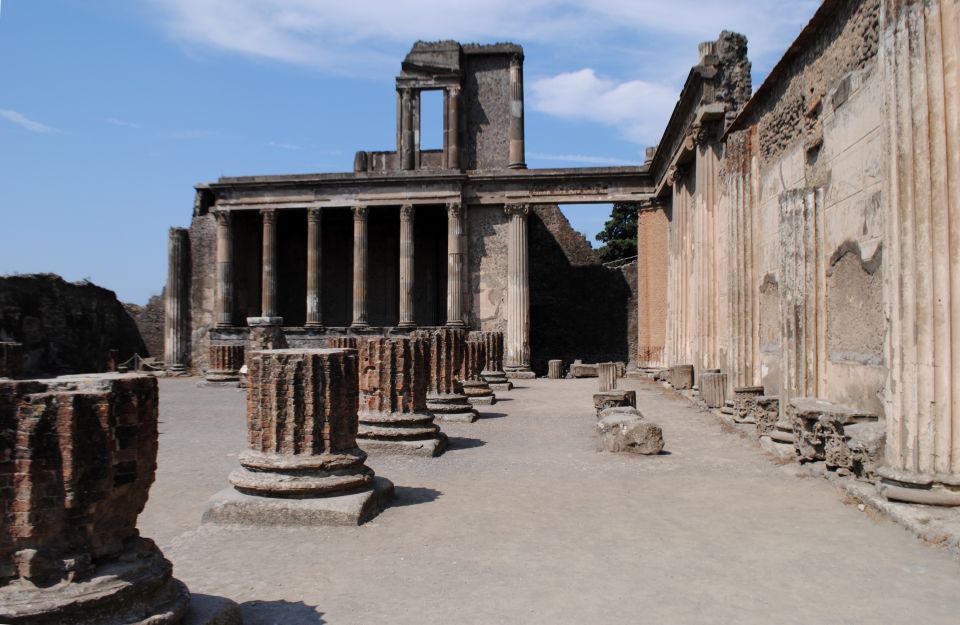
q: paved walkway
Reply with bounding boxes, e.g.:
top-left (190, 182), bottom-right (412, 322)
top-left (141, 377), bottom-right (960, 625)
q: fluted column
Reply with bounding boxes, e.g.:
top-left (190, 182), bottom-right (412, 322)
top-left (164, 227), bottom-right (189, 371)
top-left (352, 205), bottom-right (370, 328)
top-left (504, 203), bottom-right (533, 377)
top-left (306, 208), bottom-right (323, 327)
top-left (446, 85), bottom-right (461, 170)
top-left (445, 201), bottom-right (466, 327)
top-left (878, 0), bottom-right (960, 506)
top-left (214, 210), bottom-right (234, 327)
top-left (400, 88), bottom-right (414, 171)
top-left (398, 204), bottom-right (415, 328)
top-left (260, 209), bottom-right (278, 319)
top-left (508, 54), bottom-right (526, 169)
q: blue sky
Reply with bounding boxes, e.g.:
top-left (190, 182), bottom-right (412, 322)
top-left (0, 0), bottom-right (817, 303)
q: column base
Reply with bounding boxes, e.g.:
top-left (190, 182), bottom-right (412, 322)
top-left (202, 476), bottom-right (394, 526)
top-left (247, 316), bottom-right (283, 327)
top-left (351, 321), bottom-right (371, 330)
top-left (877, 468), bottom-right (960, 506)
top-left (444, 321), bottom-right (466, 328)
top-left (395, 321), bottom-right (416, 330)
top-left (304, 322), bottom-right (326, 330)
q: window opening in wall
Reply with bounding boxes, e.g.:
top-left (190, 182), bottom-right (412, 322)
top-left (419, 89), bottom-right (444, 151)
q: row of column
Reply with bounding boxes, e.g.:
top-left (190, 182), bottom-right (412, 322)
top-left (398, 85), bottom-right (462, 171)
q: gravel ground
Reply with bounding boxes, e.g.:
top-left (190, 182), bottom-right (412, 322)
top-left (140, 377), bottom-right (960, 625)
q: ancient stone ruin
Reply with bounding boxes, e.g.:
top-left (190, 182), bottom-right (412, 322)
top-left (204, 348), bottom-right (394, 526)
top-left (0, 373), bottom-right (236, 625)
top-left (419, 328), bottom-right (478, 423)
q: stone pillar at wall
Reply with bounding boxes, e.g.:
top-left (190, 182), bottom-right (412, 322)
top-left (461, 340), bottom-right (496, 405)
top-left (352, 206), bottom-right (370, 328)
top-left (398, 204), bottom-right (416, 328)
top-left (469, 330), bottom-right (512, 390)
top-left (419, 328), bottom-right (478, 423)
top-left (0, 374), bottom-right (204, 625)
top-left (164, 227), bottom-right (189, 372)
top-left (206, 343), bottom-right (244, 383)
top-left (400, 88), bottom-right (414, 171)
top-left (445, 201), bottom-right (466, 327)
top-left (214, 210), bottom-right (234, 328)
top-left (878, 0), bottom-right (960, 506)
top-left (446, 86), bottom-right (461, 170)
top-left (259, 209), bottom-right (280, 321)
top-left (306, 208), bottom-right (323, 328)
top-left (204, 348), bottom-right (394, 525)
top-left (356, 336), bottom-right (447, 457)
top-left (0, 342), bottom-right (23, 378)
top-left (636, 199), bottom-right (669, 368)
top-left (598, 362), bottom-right (618, 392)
top-left (547, 359), bottom-right (564, 379)
top-left (504, 203), bottom-right (534, 378)
top-left (508, 53), bottom-right (526, 169)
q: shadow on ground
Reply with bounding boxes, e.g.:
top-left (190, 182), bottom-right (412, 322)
top-left (477, 412), bottom-right (508, 420)
top-left (446, 436), bottom-right (486, 451)
top-left (392, 486), bottom-right (442, 507)
top-left (240, 600), bottom-right (325, 624)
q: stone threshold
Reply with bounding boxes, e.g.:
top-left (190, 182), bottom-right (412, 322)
top-left (662, 381), bottom-right (960, 560)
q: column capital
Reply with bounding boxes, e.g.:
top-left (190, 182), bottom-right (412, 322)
top-left (213, 209), bottom-right (232, 226)
top-left (352, 205), bottom-right (369, 220)
top-left (446, 201), bottom-right (463, 219)
top-left (400, 204), bottom-right (415, 221)
top-left (260, 208), bottom-right (277, 223)
top-left (447, 84), bottom-right (462, 96)
top-left (504, 203), bottom-right (530, 218)
top-left (307, 207), bottom-right (322, 223)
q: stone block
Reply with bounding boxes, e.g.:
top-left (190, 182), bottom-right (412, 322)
top-left (206, 348), bottom-right (393, 526)
top-left (597, 414), bottom-right (664, 455)
top-left (0, 373), bottom-right (191, 624)
top-left (669, 365), bottom-right (694, 390)
top-left (547, 359), bottom-right (564, 379)
top-left (593, 389), bottom-right (637, 416)
top-left (699, 370), bottom-right (727, 408)
top-left (570, 362), bottom-right (599, 378)
top-left (788, 397), bottom-right (882, 477)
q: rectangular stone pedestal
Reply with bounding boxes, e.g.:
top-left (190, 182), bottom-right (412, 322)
top-left (203, 477), bottom-right (394, 527)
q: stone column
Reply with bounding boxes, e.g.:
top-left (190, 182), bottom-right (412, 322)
top-left (400, 88), bottom-right (414, 171)
top-left (214, 210), bottom-right (234, 327)
top-left (504, 203), bottom-right (534, 377)
top-left (637, 199), bottom-right (669, 368)
top-left (258, 208), bottom-right (280, 322)
top-left (598, 362), bottom-right (617, 392)
top-left (398, 204), bottom-right (416, 328)
top-left (699, 369), bottom-right (727, 409)
top-left (0, 374), bottom-right (192, 624)
top-left (446, 85), bottom-right (461, 170)
top-left (355, 336), bottom-right (446, 457)
top-left (204, 348), bottom-right (394, 525)
top-left (878, 0), bottom-right (960, 506)
top-left (508, 54), bottom-right (526, 169)
top-left (547, 360), bottom-right (564, 379)
top-left (352, 205), bottom-right (370, 328)
top-left (306, 208), bottom-right (323, 328)
top-left (164, 227), bottom-right (189, 372)
top-left (445, 201), bottom-right (466, 328)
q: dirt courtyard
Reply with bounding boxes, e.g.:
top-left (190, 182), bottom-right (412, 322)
top-left (140, 377), bottom-right (960, 625)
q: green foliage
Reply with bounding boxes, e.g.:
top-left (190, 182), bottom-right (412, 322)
top-left (596, 202), bottom-right (638, 263)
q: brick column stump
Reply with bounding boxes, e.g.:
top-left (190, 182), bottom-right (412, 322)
top-left (417, 329), bottom-right (478, 423)
top-left (203, 348), bottom-right (394, 526)
top-left (461, 340), bottom-right (496, 406)
top-left (470, 331), bottom-right (512, 391)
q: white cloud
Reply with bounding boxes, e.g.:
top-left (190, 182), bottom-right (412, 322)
top-left (528, 152), bottom-right (641, 166)
top-left (106, 117), bottom-right (142, 129)
top-left (0, 109), bottom-right (59, 134)
top-left (529, 69), bottom-right (677, 145)
top-left (269, 141), bottom-right (303, 150)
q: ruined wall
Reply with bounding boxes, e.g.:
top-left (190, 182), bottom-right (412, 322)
top-left (467, 204), bottom-right (508, 332)
top-left (125, 292), bottom-right (164, 359)
top-left (529, 205), bottom-right (633, 373)
top-left (463, 53), bottom-right (512, 171)
top-left (0, 274), bottom-right (146, 375)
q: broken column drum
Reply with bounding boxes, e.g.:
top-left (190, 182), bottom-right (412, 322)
top-left (356, 336), bottom-right (447, 457)
top-left (461, 339), bottom-right (496, 406)
top-left (699, 369), bottom-right (727, 408)
top-left (0, 373), bottom-right (190, 625)
top-left (421, 328), bottom-right (478, 423)
top-left (206, 343), bottom-right (244, 382)
top-left (547, 359), bottom-right (563, 379)
top-left (598, 362), bottom-right (618, 392)
top-left (205, 348), bottom-right (393, 526)
top-left (469, 330), bottom-right (512, 390)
